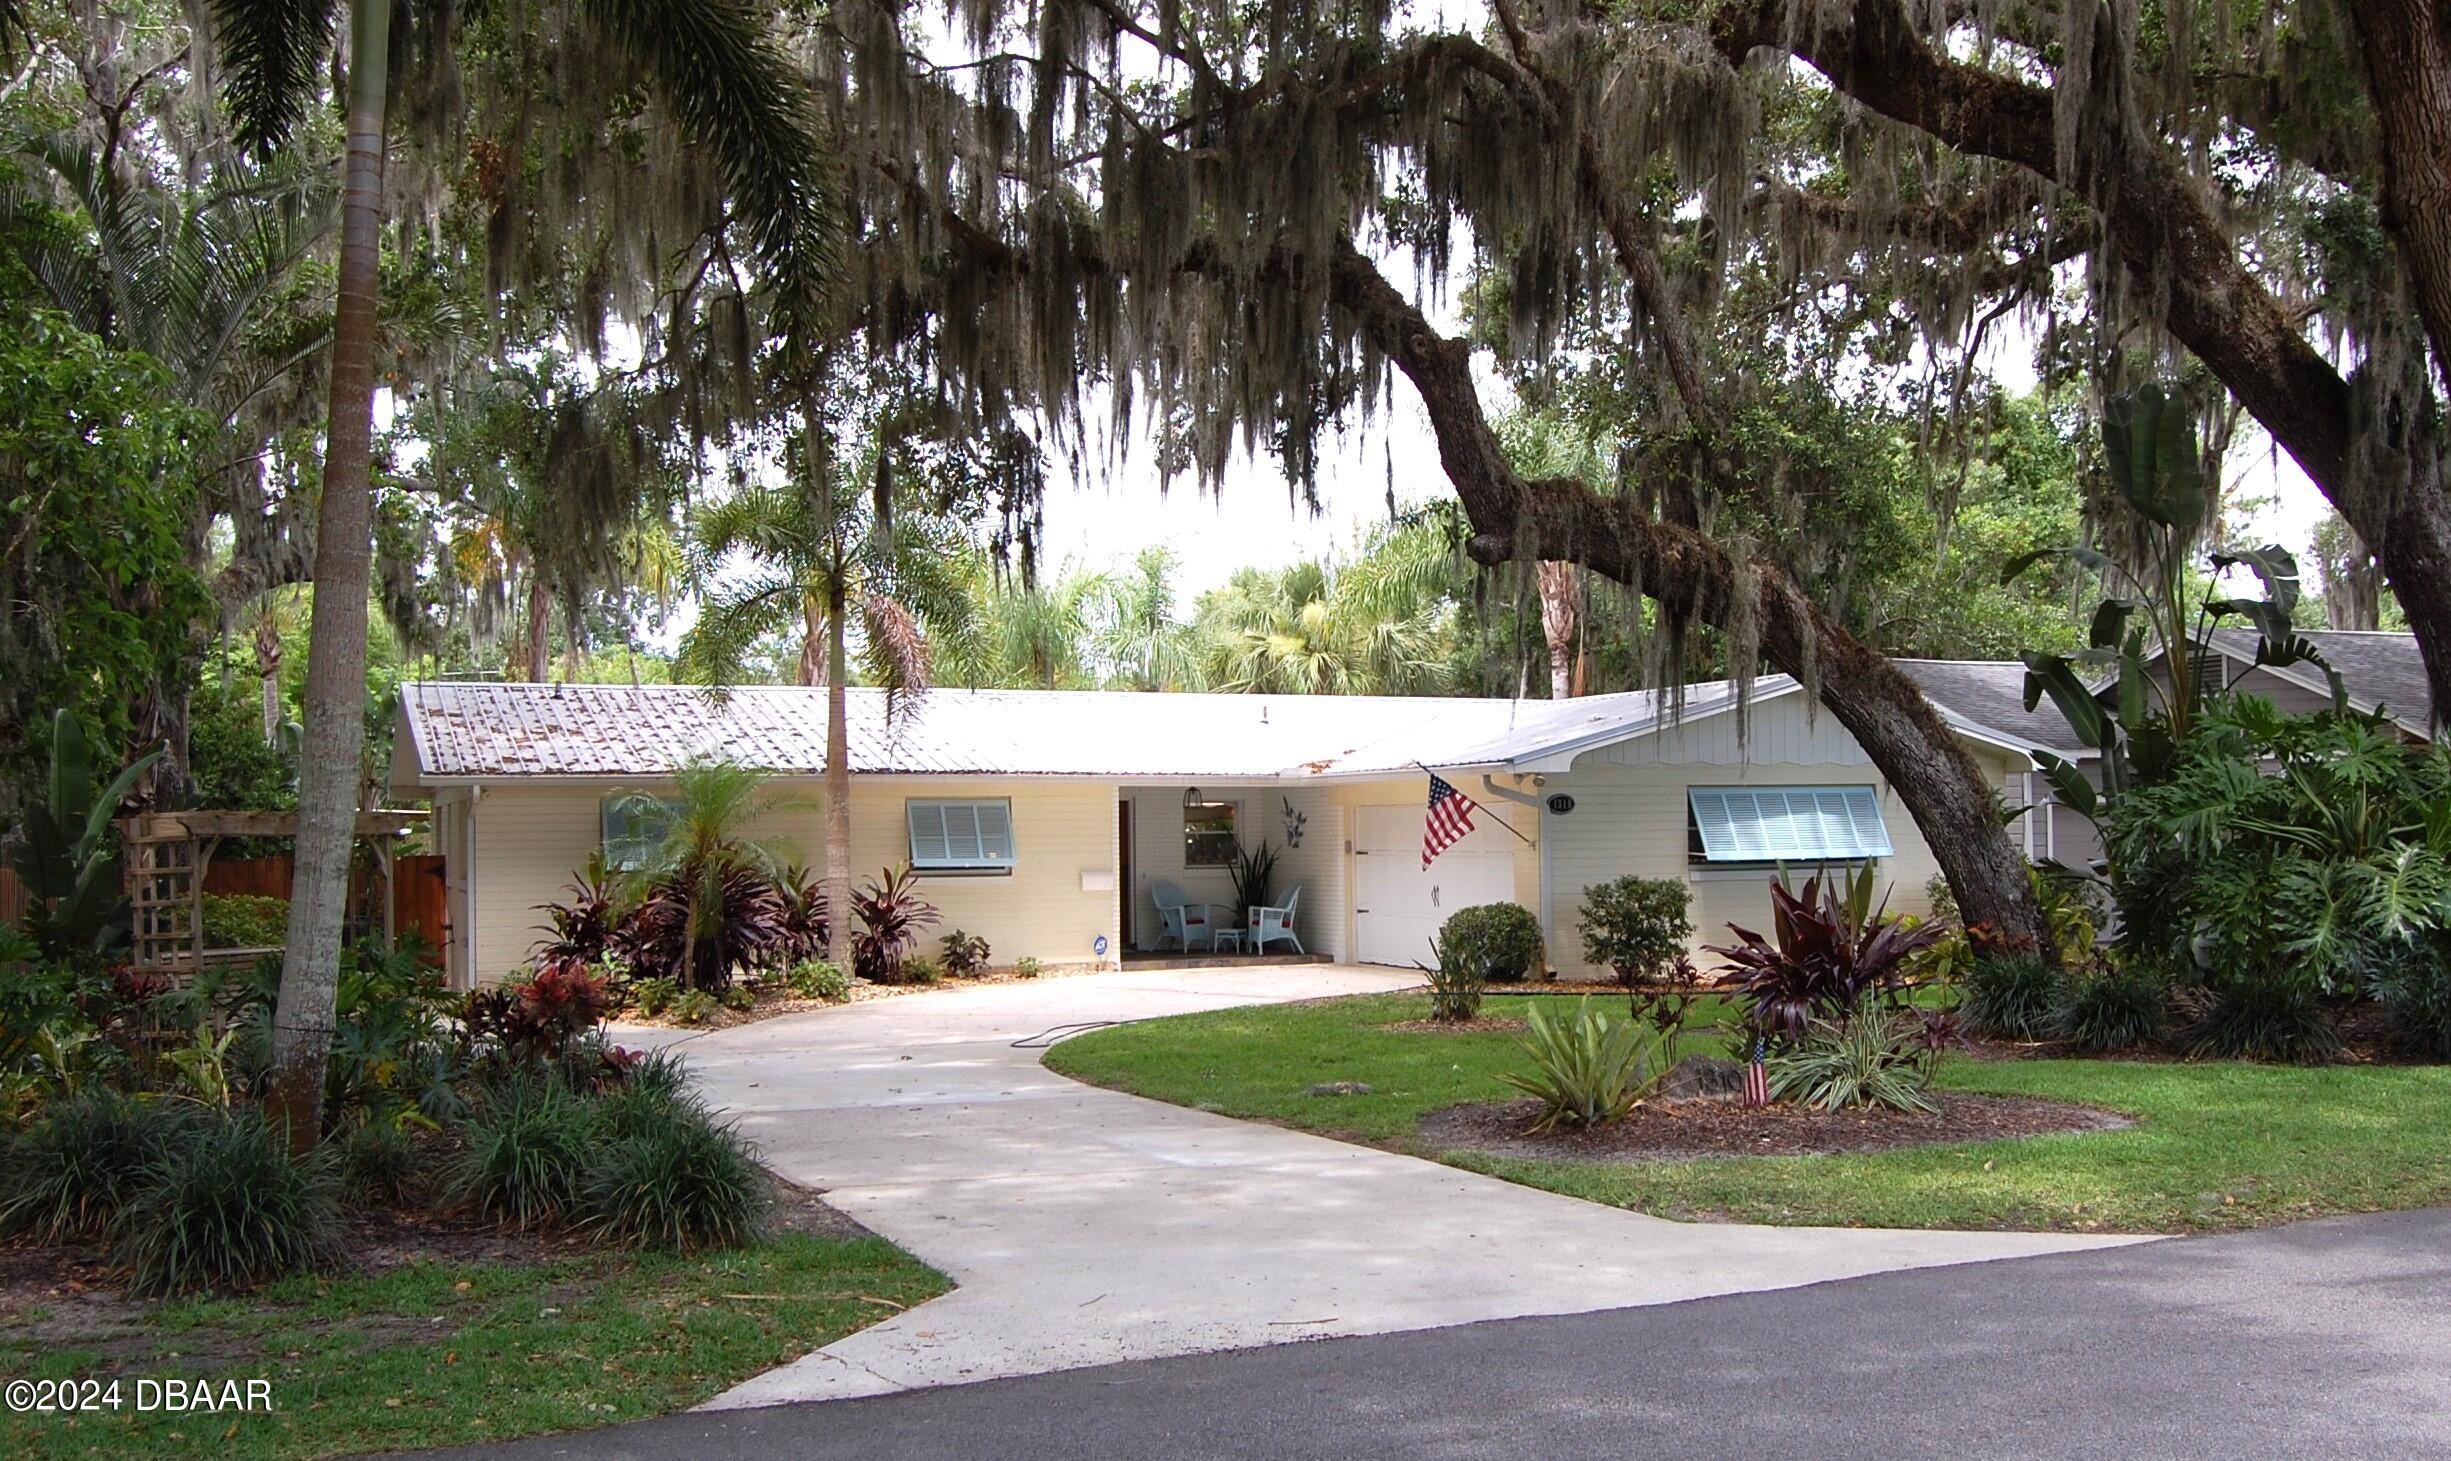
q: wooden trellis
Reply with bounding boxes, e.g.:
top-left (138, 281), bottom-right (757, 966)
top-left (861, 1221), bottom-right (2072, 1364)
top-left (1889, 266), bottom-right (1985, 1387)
top-left (118, 809), bottom-right (429, 974)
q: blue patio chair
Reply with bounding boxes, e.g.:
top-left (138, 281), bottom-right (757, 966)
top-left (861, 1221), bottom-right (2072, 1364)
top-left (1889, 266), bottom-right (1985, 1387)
top-left (1152, 881), bottom-right (1219, 951)
top-left (1247, 886), bottom-right (1304, 955)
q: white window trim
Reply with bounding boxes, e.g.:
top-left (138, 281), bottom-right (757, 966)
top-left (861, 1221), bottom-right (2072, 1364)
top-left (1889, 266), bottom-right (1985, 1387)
top-left (1687, 785), bottom-right (1895, 865)
top-left (908, 798), bottom-right (1018, 873)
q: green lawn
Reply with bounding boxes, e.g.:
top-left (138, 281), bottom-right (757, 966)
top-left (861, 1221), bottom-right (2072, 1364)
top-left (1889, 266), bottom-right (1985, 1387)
top-left (2, 1234), bottom-right (947, 1461)
top-left (1044, 992), bottom-right (2451, 1234)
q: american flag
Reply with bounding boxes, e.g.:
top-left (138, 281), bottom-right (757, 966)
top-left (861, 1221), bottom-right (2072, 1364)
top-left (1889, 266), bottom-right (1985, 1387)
top-left (1422, 773), bottom-right (1481, 870)
top-left (1742, 1037), bottom-right (1770, 1108)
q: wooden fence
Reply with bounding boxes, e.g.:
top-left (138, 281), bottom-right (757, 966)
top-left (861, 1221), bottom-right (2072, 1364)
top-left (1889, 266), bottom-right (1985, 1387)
top-left (0, 855), bottom-right (446, 949)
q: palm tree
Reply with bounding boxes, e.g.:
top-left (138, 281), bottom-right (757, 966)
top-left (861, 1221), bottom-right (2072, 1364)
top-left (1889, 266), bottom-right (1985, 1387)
top-left (679, 420), bottom-right (972, 968)
top-left (1193, 547), bottom-right (1455, 696)
top-left (1494, 410), bottom-right (1612, 699)
top-left (621, 758), bottom-right (801, 992)
top-left (207, 0), bottom-right (838, 1145)
top-left (1090, 547), bottom-right (1201, 690)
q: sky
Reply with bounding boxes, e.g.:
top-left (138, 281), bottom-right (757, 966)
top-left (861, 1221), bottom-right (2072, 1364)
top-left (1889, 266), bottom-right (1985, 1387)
top-left (1026, 353), bottom-right (2336, 603)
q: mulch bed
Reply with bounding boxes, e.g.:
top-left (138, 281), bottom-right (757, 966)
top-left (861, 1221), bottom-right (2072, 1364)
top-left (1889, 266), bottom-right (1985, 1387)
top-left (1419, 1093), bottom-right (2133, 1165)
top-left (1381, 1015), bottom-right (1529, 1035)
top-left (620, 963), bottom-right (1113, 1032)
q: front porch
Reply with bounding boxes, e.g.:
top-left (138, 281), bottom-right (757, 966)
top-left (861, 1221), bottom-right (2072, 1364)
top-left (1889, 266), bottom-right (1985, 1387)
top-left (1119, 948), bottom-right (1332, 971)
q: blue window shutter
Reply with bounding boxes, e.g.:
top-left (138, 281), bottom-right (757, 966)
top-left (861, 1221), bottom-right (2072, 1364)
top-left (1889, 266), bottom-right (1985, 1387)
top-left (976, 801), bottom-right (1014, 861)
top-left (1689, 786), bottom-right (1892, 863)
top-left (909, 803), bottom-right (952, 865)
top-left (907, 799), bottom-right (1016, 869)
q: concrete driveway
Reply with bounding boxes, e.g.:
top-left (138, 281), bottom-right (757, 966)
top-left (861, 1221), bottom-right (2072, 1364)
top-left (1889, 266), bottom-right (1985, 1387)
top-left (628, 966), bottom-right (2144, 1407)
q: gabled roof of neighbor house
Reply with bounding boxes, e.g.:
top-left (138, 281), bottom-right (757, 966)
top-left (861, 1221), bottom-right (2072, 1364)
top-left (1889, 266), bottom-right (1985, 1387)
top-left (1891, 659), bottom-right (2091, 755)
top-left (397, 673), bottom-right (2044, 787)
top-left (2200, 627), bottom-right (2433, 732)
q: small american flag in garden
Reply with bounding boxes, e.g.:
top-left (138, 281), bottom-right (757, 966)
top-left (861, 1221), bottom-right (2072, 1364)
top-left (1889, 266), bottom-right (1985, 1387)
top-left (1742, 1037), bottom-right (1770, 1108)
top-left (1422, 773), bottom-right (1481, 869)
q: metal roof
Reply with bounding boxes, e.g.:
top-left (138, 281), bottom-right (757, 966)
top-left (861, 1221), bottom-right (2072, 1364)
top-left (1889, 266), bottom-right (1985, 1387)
top-left (395, 678), bottom-right (1780, 783)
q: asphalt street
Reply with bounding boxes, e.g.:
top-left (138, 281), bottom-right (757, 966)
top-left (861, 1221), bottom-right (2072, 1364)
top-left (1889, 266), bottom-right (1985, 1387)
top-left (407, 1206), bottom-right (2451, 1460)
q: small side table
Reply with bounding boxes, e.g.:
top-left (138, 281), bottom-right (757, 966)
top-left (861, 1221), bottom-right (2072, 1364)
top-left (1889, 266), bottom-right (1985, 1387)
top-left (1210, 928), bottom-right (1245, 954)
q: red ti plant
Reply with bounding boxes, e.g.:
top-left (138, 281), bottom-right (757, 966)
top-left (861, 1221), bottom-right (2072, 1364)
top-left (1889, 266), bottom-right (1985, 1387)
top-left (850, 867), bottom-right (939, 983)
top-left (1708, 873), bottom-right (1943, 1044)
top-left (532, 864), bottom-right (625, 969)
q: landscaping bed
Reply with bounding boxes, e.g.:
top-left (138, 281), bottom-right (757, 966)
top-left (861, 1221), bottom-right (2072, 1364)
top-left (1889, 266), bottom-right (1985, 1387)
top-left (618, 961), bottom-right (1108, 1032)
top-left (1418, 1092), bottom-right (2131, 1163)
top-left (1046, 991), bottom-right (2451, 1233)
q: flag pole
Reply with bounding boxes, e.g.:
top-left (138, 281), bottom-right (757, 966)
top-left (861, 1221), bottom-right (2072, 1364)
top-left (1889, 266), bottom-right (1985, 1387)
top-left (1414, 762), bottom-right (1536, 848)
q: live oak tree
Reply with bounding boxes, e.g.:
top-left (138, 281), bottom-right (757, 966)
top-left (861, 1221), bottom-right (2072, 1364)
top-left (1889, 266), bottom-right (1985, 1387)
top-left (205, 0), bottom-right (839, 1146)
top-left (803, 0), bottom-right (2082, 946)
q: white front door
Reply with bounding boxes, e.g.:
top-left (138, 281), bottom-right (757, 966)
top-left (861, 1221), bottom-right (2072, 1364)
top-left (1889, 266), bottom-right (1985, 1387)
top-left (1352, 803), bottom-right (1517, 967)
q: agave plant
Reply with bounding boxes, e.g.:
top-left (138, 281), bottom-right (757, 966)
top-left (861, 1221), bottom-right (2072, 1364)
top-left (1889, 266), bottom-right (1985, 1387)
top-left (1709, 874), bottom-right (1943, 1044)
top-left (850, 867), bottom-right (940, 983)
top-left (1495, 998), bottom-right (1669, 1132)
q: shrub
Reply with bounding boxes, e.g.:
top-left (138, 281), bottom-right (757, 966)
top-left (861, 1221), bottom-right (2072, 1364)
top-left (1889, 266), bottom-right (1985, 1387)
top-left (851, 867), bottom-right (941, 982)
top-left (2375, 951), bottom-right (2451, 1060)
top-left (618, 1046), bottom-right (695, 1100)
top-left (2182, 980), bottom-right (2342, 1064)
top-left (452, 1080), bottom-right (595, 1228)
top-left (467, 962), bottom-right (616, 1065)
top-left (783, 959), bottom-right (850, 1002)
top-left (1439, 903), bottom-right (1544, 985)
top-left (2055, 961), bottom-right (2169, 1053)
top-left (0, 1092), bottom-right (179, 1240)
top-left (579, 1106), bottom-right (769, 1253)
top-left (1710, 873), bottom-right (1942, 1042)
top-left (200, 893), bottom-right (289, 950)
top-left (720, 982), bottom-right (757, 1011)
top-left (1013, 956), bottom-right (1043, 979)
top-left (940, 930), bottom-right (992, 978)
top-left (1960, 953), bottom-right (2064, 1041)
top-left (531, 866), bottom-right (624, 969)
top-left (336, 1119), bottom-right (419, 1204)
top-left (1766, 1013), bottom-right (1941, 1113)
top-left (630, 975), bottom-right (681, 1017)
top-left (1420, 930), bottom-right (1487, 1022)
top-left (1495, 998), bottom-right (1668, 1132)
top-left (113, 1110), bottom-right (341, 1296)
top-left (773, 868), bottom-right (831, 965)
top-left (669, 989), bottom-right (717, 1026)
top-left (621, 862), bottom-right (786, 994)
top-left (894, 956), bottom-right (945, 985)
top-left (1578, 876), bottom-right (1693, 984)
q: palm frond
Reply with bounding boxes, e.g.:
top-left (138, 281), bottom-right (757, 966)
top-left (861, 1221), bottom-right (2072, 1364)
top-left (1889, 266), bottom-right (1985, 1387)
top-left (584, 0), bottom-right (839, 350)
top-left (857, 591), bottom-right (932, 710)
top-left (207, 0), bottom-right (339, 156)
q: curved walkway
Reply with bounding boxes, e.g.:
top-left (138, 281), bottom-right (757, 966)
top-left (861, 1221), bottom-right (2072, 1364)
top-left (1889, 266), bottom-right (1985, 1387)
top-left (628, 966), bottom-right (2144, 1407)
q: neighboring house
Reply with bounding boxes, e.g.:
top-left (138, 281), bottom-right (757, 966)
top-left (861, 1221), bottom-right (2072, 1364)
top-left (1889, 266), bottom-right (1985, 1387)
top-left (1898, 630), bottom-right (2435, 874)
top-left (390, 676), bottom-right (2048, 989)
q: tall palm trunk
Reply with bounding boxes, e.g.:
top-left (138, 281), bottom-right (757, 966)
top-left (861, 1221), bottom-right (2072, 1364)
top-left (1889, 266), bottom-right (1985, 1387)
top-left (797, 596), bottom-right (826, 685)
top-left (254, 610), bottom-right (283, 744)
top-left (267, 0), bottom-right (389, 1151)
top-left (822, 581), bottom-right (852, 969)
top-left (523, 569), bottom-right (550, 681)
top-left (807, 396), bottom-right (854, 970)
top-left (1535, 560), bottom-right (1580, 699)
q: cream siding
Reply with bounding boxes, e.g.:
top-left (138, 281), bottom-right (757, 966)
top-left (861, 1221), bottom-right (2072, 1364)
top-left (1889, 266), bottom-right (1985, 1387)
top-left (458, 776), bottom-right (1118, 987)
top-left (1323, 779), bottom-right (1541, 967)
top-left (1539, 696), bottom-right (2024, 980)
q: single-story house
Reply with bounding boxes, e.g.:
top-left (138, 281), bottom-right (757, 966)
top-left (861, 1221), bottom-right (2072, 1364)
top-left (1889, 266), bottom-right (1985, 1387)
top-left (1897, 630), bottom-right (2435, 873)
top-left (390, 676), bottom-right (2054, 989)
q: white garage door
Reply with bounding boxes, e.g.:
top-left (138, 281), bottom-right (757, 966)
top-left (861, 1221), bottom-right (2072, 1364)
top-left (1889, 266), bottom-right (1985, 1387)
top-left (1353, 803), bottom-right (1518, 968)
